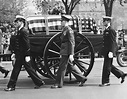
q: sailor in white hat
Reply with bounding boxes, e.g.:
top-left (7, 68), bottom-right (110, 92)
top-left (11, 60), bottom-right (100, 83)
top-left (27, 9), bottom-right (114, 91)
top-left (102, 16), bottom-right (113, 20)
top-left (99, 16), bottom-right (127, 87)
top-left (4, 15), bottom-right (45, 91)
top-left (102, 16), bottom-right (113, 29)
top-left (14, 15), bottom-right (26, 25)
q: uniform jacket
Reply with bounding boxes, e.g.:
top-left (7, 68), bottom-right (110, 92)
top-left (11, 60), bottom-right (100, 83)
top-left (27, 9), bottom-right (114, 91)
top-left (60, 26), bottom-right (75, 55)
top-left (9, 27), bottom-right (30, 55)
top-left (101, 26), bottom-right (117, 56)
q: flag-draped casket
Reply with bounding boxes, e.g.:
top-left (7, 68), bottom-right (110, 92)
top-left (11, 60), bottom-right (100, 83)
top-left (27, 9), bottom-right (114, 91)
top-left (20, 15), bottom-right (102, 56)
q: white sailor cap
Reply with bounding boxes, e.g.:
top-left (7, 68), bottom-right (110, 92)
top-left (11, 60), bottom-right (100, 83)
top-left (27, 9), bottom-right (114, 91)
top-left (102, 16), bottom-right (113, 21)
top-left (14, 15), bottom-right (26, 22)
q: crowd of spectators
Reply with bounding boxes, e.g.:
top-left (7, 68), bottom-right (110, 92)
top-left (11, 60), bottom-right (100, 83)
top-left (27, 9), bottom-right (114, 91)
top-left (0, 22), bottom-right (15, 56)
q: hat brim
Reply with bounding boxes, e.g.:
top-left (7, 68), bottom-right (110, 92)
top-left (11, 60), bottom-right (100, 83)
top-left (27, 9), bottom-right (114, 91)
top-left (61, 15), bottom-right (70, 21)
top-left (14, 18), bottom-right (25, 22)
top-left (102, 16), bottom-right (113, 21)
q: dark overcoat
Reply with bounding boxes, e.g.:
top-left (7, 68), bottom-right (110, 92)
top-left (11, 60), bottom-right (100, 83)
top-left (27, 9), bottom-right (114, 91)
top-left (9, 27), bottom-right (30, 55)
top-left (101, 26), bottom-right (117, 56)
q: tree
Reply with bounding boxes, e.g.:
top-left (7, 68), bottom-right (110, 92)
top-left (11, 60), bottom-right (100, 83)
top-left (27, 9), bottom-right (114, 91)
top-left (33, 0), bottom-right (49, 15)
top-left (0, 0), bottom-right (27, 23)
top-left (33, 0), bottom-right (81, 15)
top-left (33, 0), bottom-right (126, 16)
top-left (102, 0), bottom-right (125, 16)
top-left (62, 0), bottom-right (81, 14)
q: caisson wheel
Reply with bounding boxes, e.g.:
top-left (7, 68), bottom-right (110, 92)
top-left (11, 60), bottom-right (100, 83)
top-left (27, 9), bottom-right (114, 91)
top-left (116, 51), bottom-right (127, 67)
top-left (43, 32), bottom-right (95, 79)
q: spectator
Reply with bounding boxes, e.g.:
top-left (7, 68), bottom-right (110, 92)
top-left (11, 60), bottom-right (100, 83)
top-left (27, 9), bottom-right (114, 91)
top-left (0, 28), bottom-right (10, 78)
top-left (48, 6), bottom-right (53, 15)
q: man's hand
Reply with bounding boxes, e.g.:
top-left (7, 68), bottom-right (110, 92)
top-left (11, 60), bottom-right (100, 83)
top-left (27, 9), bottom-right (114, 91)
top-left (108, 52), bottom-right (113, 58)
top-left (25, 56), bottom-right (30, 62)
top-left (69, 55), bottom-right (74, 62)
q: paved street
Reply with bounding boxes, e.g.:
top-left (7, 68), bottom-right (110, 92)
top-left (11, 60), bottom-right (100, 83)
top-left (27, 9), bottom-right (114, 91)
top-left (0, 58), bottom-right (127, 99)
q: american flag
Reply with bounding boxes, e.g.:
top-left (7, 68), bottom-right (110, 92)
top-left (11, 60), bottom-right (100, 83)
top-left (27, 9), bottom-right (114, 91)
top-left (27, 15), bottom-right (97, 34)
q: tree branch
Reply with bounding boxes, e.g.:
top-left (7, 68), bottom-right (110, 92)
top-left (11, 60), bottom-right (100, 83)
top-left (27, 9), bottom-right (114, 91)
top-left (72, 0), bottom-right (80, 9)
top-left (119, 0), bottom-right (124, 6)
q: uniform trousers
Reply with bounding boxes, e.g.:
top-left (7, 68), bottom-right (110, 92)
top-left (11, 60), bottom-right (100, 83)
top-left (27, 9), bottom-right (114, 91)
top-left (56, 55), bottom-right (86, 87)
top-left (102, 55), bottom-right (124, 84)
top-left (7, 52), bottom-right (43, 88)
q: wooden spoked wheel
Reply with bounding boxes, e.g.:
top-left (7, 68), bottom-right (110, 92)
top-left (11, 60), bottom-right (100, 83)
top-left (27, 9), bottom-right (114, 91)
top-left (43, 32), bottom-right (95, 79)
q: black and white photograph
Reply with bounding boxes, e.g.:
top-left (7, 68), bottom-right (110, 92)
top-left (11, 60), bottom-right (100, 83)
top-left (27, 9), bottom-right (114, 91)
top-left (0, 0), bottom-right (127, 99)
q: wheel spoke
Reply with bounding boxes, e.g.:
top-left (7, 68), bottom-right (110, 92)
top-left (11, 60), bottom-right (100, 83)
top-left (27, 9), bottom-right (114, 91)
top-left (75, 58), bottom-right (90, 66)
top-left (75, 54), bottom-right (91, 58)
top-left (53, 41), bottom-right (61, 50)
top-left (48, 49), bottom-right (60, 55)
top-left (73, 60), bottom-right (87, 73)
top-left (36, 57), bottom-right (43, 64)
top-left (49, 62), bottom-right (59, 69)
top-left (47, 57), bottom-right (60, 60)
top-left (75, 40), bottom-right (84, 50)
top-left (75, 46), bottom-right (89, 55)
top-left (46, 57), bottom-right (60, 68)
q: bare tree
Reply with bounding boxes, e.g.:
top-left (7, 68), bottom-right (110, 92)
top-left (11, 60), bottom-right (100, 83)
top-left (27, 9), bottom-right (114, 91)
top-left (62, 0), bottom-right (125, 16)
top-left (102, 0), bottom-right (125, 16)
top-left (62, 0), bottom-right (81, 14)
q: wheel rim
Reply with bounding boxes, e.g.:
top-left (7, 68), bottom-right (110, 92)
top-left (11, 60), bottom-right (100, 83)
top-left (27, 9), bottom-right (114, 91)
top-left (118, 52), bottom-right (127, 67)
top-left (44, 32), bottom-right (95, 79)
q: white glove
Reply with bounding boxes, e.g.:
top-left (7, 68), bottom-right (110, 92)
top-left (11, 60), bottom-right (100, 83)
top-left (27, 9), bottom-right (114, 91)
top-left (11, 53), bottom-right (15, 60)
top-left (108, 52), bottom-right (113, 58)
top-left (25, 56), bottom-right (30, 62)
top-left (69, 55), bottom-right (74, 62)
top-left (60, 55), bottom-right (62, 58)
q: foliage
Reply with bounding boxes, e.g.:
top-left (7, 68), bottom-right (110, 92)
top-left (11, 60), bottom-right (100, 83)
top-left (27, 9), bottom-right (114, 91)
top-left (33, 0), bottom-right (127, 16)
top-left (0, 0), bottom-right (27, 23)
top-left (33, 0), bottom-right (81, 15)
top-left (33, 0), bottom-right (49, 14)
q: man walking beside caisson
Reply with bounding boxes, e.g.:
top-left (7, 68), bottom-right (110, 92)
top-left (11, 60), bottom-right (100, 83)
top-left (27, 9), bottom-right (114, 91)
top-left (99, 16), bottom-right (127, 87)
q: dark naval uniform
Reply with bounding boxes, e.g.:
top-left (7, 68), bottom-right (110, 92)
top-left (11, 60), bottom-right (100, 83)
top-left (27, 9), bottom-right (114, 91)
top-left (7, 27), bottom-right (43, 89)
top-left (101, 26), bottom-right (125, 84)
top-left (55, 25), bottom-right (86, 87)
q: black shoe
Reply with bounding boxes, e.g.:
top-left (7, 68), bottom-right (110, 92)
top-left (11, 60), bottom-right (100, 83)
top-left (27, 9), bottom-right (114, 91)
top-left (121, 73), bottom-right (127, 83)
top-left (34, 81), bottom-right (45, 89)
top-left (4, 71), bottom-right (10, 78)
top-left (4, 87), bottom-right (15, 91)
top-left (79, 78), bottom-right (87, 87)
top-left (99, 83), bottom-right (110, 87)
top-left (51, 85), bottom-right (62, 89)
